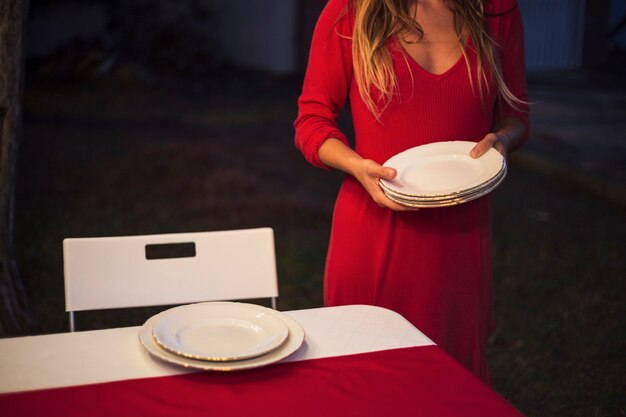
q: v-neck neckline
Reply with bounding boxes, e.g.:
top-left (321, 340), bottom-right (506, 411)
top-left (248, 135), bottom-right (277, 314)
top-left (392, 36), bottom-right (473, 80)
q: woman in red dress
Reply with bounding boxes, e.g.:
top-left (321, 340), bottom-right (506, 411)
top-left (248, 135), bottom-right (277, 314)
top-left (294, 0), bottom-right (529, 384)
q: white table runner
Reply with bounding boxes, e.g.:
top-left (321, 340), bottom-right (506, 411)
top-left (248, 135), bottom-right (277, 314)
top-left (0, 304), bottom-right (433, 394)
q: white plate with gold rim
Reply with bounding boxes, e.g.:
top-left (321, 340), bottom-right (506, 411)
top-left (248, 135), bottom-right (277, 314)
top-left (383, 164), bottom-right (507, 208)
top-left (379, 141), bottom-right (504, 197)
top-left (140, 304), bottom-right (304, 371)
top-left (381, 162), bottom-right (507, 202)
top-left (151, 302), bottom-right (289, 362)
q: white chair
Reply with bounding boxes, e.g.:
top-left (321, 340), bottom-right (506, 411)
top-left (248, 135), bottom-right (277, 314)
top-left (63, 227), bottom-right (279, 332)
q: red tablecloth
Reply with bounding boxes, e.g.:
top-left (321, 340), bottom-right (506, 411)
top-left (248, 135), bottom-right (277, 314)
top-left (1, 346), bottom-right (524, 417)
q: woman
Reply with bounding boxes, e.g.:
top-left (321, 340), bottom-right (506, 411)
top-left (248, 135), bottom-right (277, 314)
top-left (294, 0), bottom-right (529, 384)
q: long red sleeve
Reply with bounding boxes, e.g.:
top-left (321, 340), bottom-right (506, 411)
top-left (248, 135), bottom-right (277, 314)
top-left (294, 0), bottom-right (353, 169)
top-left (487, 0), bottom-right (531, 137)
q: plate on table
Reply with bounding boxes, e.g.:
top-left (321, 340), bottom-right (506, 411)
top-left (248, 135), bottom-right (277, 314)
top-left (152, 302), bottom-right (289, 361)
top-left (379, 141), bottom-right (505, 198)
top-left (139, 303), bottom-right (305, 371)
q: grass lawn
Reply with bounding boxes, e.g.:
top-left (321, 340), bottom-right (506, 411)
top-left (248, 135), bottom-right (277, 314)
top-left (13, 73), bottom-right (626, 417)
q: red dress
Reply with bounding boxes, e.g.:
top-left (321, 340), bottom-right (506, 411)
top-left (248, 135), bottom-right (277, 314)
top-left (294, 0), bottom-right (529, 383)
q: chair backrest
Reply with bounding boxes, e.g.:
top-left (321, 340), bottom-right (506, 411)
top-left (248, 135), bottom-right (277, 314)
top-left (63, 228), bottom-right (278, 330)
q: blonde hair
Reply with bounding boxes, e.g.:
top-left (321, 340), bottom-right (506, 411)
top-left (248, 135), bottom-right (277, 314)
top-left (350, 0), bottom-right (525, 120)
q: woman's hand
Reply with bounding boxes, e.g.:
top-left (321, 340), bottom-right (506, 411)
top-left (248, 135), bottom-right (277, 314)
top-left (470, 132), bottom-right (508, 158)
top-left (470, 117), bottom-right (527, 159)
top-left (318, 138), bottom-right (418, 211)
top-left (353, 159), bottom-right (417, 211)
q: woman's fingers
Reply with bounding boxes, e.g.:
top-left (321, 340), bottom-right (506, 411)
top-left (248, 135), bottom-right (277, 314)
top-left (380, 196), bottom-right (420, 212)
top-left (470, 133), bottom-right (496, 158)
top-left (370, 180), bottom-right (419, 212)
top-left (358, 159), bottom-right (418, 211)
top-left (471, 133), bottom-right (507, 158)
top-left (365, 160), bottom-right (396, 180)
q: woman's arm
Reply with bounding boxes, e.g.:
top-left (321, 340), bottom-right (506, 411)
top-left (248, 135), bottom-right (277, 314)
top-left (319, 138), bottom-right (415, 211)
top-left (294, 0), bottom-right (353, 169)
top-left (471, 0), bottom-right (529, 159)
top-left (295, 0), bottom-right (413, 211)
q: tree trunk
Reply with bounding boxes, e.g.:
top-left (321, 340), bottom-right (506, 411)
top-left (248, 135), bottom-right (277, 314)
top-left (0, 0), bottom-right (32, 336)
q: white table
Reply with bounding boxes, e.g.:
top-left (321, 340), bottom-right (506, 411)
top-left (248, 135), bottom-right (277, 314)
top-left (0, 304), bottom-right (434, 394)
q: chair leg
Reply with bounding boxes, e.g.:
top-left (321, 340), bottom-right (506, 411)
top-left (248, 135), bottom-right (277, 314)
top-left (271, 297), bottom-right (277, 310)
top-left (69, 312), bottom-right (75, 332)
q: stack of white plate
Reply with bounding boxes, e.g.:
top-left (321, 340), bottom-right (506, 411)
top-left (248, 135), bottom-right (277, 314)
top-left (379, 141), bottom-right (507, 208)
top-left (139, 302), bottom-right (304, 371)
